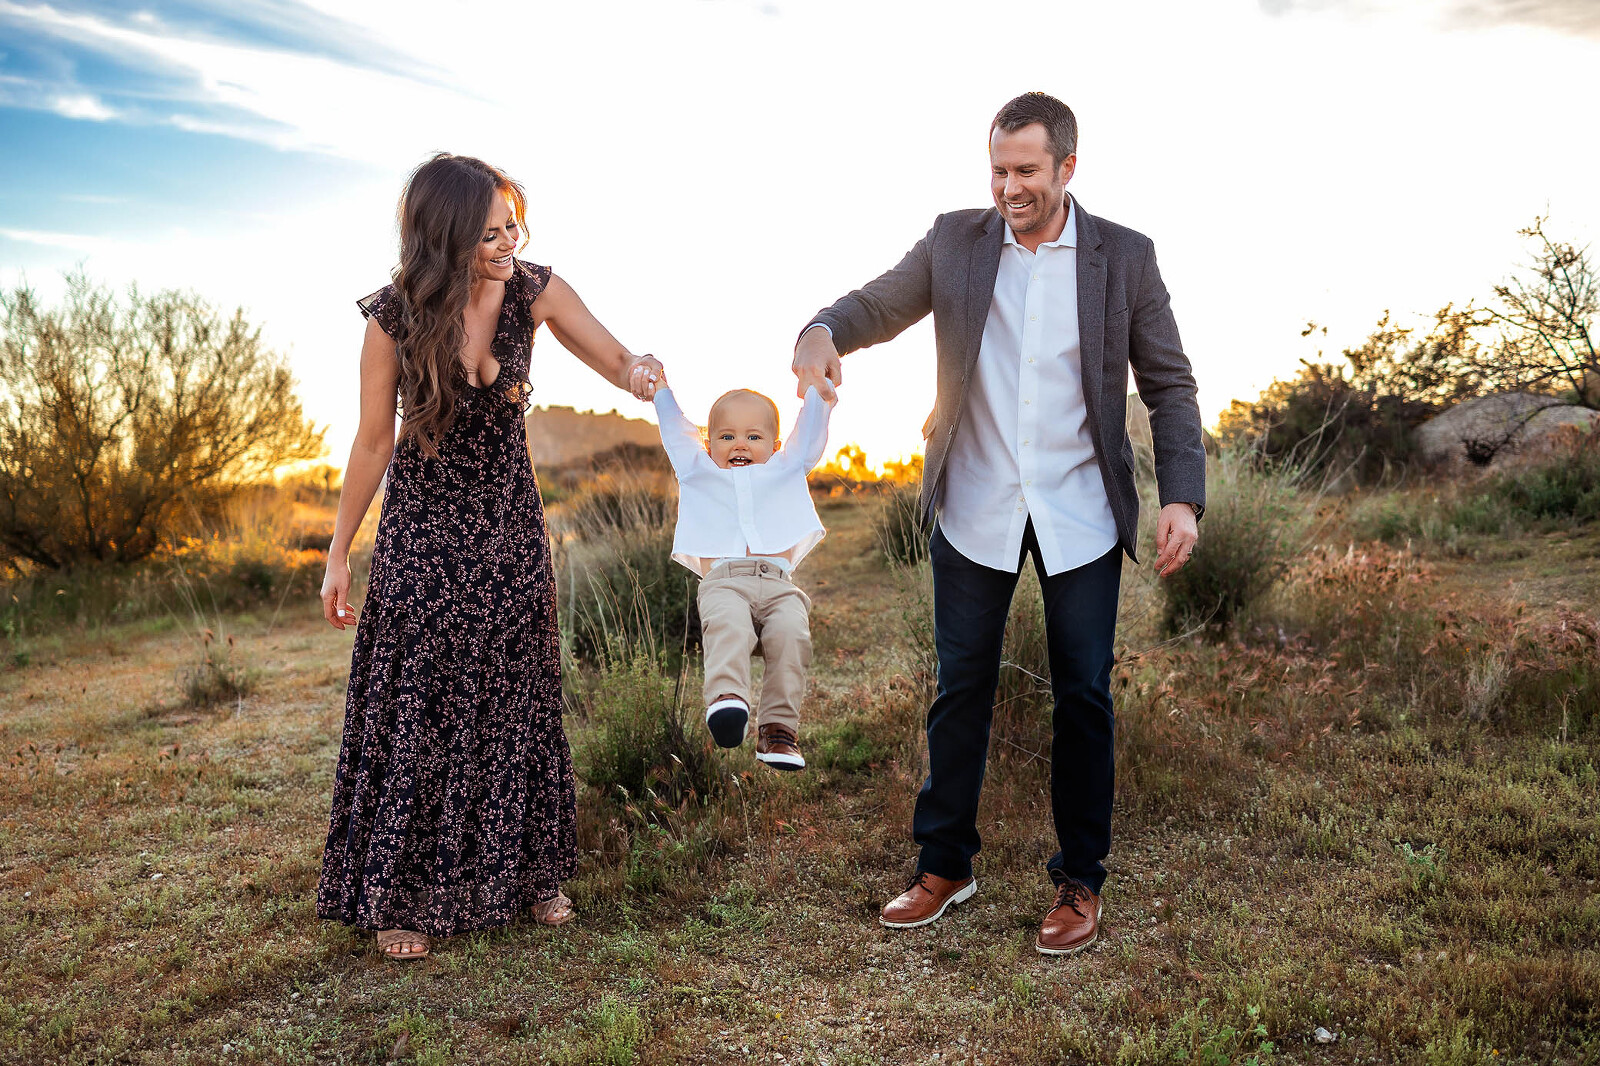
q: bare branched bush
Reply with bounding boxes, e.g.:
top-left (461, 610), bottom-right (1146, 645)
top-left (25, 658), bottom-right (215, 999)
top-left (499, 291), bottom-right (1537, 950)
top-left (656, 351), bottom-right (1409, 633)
top-left (0, 272), bottom-right (325, 569)
top-left (1479, 218), bottom-right (1600, 408)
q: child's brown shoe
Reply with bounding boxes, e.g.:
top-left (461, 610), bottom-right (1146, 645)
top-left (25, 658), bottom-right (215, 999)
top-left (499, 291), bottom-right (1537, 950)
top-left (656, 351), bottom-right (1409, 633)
top-left (755, 723), bottom-right (805, 771)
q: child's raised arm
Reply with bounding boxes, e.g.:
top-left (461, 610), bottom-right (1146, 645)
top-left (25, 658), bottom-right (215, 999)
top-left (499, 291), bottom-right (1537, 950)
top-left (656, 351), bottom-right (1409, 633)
top-left (782, 385), bottom-right (834, 473)
top-left (652, 384), bottom-right (709, 477)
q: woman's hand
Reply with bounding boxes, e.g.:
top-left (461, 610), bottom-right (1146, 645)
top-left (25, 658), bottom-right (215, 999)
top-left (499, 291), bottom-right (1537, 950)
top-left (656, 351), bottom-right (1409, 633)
top-left (321, 556), bottom-right (358, 630)
top-left (627, 355), bottom-right (665, 400)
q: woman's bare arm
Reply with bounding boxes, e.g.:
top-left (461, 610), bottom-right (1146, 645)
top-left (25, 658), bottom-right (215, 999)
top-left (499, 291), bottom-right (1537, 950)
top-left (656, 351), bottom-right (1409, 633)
top-left (320, 318), bottom-right (400, 629)
top-left (534, 273), bottom-right (661, 397)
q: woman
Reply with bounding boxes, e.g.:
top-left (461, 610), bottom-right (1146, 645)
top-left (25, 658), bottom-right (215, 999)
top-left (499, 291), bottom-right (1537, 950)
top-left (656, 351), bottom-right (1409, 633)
top-left (316, 154), bottom-right (661, 960)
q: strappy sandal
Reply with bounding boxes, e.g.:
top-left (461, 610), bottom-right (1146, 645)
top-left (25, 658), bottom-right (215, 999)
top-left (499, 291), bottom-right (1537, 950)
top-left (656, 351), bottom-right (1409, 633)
top-left (532, 892), bottom-right (574, 926)
top-left (376, 929), bottom-right (430, 960)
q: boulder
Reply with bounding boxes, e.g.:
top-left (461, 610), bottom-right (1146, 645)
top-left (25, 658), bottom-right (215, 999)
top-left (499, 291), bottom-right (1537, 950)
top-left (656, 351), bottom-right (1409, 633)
top-left (1414, 392), bottom-right (1596, 468)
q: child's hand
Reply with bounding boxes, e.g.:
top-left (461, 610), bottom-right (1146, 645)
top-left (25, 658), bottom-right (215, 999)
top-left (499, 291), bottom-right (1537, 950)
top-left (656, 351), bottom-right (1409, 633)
top-left (626, 355), bottom-right (665, 400)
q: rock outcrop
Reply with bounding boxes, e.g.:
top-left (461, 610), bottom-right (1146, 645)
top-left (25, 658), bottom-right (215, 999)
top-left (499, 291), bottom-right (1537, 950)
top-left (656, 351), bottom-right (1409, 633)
top-left (525, 405), bottom-right (661, 468)
top-left (1415, 393), bottom-right (1598, 468)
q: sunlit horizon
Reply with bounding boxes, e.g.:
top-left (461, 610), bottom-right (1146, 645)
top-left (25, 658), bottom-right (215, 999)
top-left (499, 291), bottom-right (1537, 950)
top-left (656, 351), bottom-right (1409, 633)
top-left (4, 0), bottom-right (1599, 472)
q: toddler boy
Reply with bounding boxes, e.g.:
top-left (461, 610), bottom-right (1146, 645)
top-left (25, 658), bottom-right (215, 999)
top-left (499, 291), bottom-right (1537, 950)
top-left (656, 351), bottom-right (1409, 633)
top-left (650, 373), bottom-right (833, 770)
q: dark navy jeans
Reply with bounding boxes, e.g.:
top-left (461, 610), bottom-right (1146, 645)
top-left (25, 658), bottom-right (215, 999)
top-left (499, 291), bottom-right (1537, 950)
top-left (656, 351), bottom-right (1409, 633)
top-left (912, 521), bottom-right (1121, 893)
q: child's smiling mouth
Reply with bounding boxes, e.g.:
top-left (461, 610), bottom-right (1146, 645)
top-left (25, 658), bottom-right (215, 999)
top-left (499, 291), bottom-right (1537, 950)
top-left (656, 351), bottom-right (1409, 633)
top-left (728, 456), bottom-right (752, 466)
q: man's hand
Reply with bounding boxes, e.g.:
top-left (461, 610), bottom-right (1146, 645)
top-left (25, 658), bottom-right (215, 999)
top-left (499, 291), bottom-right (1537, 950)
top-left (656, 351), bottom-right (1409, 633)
top-left (792, 325), bottom-right (841, 402)
top-left (1154, 503), bottom-right (1200, 578)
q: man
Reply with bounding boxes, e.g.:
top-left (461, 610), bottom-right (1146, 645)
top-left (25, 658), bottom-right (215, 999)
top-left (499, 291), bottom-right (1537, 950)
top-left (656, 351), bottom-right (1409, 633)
top-left (792, 92), bottom-right (1205, 956)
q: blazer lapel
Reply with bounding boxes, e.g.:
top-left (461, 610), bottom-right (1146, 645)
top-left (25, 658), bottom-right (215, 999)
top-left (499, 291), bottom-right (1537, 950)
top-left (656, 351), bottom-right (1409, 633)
top-left (962, 212), bottom-right (1003, 384)
top-left (1075, 200), bottom-right (1107, 440)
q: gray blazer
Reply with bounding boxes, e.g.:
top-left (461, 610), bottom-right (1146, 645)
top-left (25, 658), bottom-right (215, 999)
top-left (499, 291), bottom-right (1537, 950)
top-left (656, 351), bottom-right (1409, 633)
top-left (807, 198), bottom-right (1206, 562)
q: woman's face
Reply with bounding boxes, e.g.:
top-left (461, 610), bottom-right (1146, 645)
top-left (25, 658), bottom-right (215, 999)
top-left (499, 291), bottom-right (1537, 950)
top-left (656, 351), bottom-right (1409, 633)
top-left (474, 193), bottom-right (520, 282)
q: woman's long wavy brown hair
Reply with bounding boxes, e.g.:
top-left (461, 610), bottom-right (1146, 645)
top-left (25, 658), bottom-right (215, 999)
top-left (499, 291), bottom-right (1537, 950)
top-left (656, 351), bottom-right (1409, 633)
top-left (392, 153), bottom-right (528, 457)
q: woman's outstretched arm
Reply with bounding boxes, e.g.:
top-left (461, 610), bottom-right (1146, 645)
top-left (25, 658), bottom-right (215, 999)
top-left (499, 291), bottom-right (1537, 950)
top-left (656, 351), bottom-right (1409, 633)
top-left (533, 273), bottom-right (661, 399)
top-left (320, 318), bottom-right (400, 630)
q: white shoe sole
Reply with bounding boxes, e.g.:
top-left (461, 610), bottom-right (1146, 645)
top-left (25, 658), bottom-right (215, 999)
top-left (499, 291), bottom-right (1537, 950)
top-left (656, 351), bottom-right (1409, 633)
top-left (756, 750), bottom-right (805, 771)
top-left (1035, 901), bottom-right (1102, 955)
top-left (879, 878), bottom-right (976, 929)
top-left (706, 700), bottom-right (749, 748)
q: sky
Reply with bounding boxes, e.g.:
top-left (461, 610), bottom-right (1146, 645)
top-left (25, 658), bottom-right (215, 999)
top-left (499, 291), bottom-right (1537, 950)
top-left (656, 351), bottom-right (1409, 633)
top-left (3, 0), bottom-right (1599, 470)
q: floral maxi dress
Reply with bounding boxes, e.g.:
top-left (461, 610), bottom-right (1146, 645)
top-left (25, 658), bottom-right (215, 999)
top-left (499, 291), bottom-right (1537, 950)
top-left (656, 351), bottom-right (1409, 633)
top-left (316, 260), bottom-right (577, 938)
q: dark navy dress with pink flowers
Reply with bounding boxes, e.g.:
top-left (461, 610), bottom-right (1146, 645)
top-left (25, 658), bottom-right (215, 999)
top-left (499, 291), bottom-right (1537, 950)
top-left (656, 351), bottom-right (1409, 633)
top-left (316, 260), bottom-right (577, 938)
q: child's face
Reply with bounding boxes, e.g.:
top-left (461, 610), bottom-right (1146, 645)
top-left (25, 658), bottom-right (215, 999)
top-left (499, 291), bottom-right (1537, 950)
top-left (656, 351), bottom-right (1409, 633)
top-left (707, 395), bottom-right (779, 468)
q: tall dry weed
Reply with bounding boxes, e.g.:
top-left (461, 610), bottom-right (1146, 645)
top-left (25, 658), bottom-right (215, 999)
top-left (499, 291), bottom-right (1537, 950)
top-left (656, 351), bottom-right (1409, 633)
top-left (552, 472), bottom-right (700, 664)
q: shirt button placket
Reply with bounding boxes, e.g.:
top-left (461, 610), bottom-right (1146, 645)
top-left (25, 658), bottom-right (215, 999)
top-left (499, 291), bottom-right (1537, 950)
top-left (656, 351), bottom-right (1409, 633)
top-left (1019, 271), bottom-right (1040, 514)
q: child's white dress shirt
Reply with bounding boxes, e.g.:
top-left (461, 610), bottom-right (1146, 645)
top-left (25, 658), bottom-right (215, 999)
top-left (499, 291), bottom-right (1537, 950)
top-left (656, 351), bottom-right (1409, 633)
top-left (653, 386), bottom-right (832, 577)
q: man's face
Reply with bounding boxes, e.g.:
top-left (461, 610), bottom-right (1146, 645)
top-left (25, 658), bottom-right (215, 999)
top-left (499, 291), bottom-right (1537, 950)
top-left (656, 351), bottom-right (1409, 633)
top-left (989, 123), bottom-right (1075, 237)
top-left (707, 395), bottom-right (779, 468)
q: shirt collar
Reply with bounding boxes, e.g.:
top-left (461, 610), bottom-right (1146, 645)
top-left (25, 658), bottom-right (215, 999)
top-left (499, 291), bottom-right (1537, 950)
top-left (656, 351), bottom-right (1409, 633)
top-left (1002, 195), bottom-right (1077, 250)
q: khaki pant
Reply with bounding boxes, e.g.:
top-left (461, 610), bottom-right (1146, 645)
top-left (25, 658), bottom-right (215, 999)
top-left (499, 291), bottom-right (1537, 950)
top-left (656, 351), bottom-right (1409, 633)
top-left (697, 560), bottom-right (812, 733)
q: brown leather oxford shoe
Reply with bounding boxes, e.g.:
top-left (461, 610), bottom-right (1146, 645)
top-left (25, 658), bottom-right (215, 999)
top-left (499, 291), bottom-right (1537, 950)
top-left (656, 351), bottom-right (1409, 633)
top-left (879, 870), bottom-right (976, 929)
top-left (1035, 879), bottom-right (1102, 956)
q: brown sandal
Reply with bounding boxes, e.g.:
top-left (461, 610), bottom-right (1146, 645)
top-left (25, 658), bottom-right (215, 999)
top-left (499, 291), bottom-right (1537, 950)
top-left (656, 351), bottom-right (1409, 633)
top-left (376, 929), bottom-right (430, 960)
top-left (532, 892), bottom-right (574, 926)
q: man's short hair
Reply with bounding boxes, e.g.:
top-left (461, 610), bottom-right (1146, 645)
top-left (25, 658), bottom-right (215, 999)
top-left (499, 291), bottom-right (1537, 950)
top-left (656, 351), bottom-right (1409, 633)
top-left (992, 92), bottom-right (1078, 167)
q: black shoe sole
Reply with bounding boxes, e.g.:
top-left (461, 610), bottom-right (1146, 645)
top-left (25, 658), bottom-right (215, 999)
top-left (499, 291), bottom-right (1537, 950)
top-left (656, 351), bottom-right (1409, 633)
top-left (706, 704), bottom-right (748, 748)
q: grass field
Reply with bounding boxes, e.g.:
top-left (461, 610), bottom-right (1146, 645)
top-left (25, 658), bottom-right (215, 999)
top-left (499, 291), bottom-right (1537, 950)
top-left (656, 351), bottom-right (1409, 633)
top-left (1, 490), bottom-right (1597, 1065)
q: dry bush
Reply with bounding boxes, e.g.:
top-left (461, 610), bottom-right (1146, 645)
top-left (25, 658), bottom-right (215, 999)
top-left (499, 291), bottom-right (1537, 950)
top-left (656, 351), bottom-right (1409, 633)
top-left (0, 272), bottom-right (324, 569)
top-left (1160, 448), bottom-right (1312, 634)
top-left (1268, 542), bottom-right (1600, 734)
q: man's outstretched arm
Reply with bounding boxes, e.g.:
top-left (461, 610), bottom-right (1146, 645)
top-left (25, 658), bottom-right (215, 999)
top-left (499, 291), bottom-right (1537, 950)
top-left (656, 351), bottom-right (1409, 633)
top-left (792, 217), bottom-right (941, 399)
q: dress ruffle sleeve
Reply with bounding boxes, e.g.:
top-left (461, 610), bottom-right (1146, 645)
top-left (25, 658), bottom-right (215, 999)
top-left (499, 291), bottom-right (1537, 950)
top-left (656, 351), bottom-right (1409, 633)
top-left (514, 259), bottom-right (552, 302)
top-left (356, 284), bottom-right (404, 340)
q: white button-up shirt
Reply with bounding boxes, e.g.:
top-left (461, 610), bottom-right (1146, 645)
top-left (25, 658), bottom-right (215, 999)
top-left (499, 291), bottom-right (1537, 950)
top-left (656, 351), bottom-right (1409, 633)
top-left (653, 386), bottom-right (832, 577)
top-left (938, 199), bottom-right (1119, 576)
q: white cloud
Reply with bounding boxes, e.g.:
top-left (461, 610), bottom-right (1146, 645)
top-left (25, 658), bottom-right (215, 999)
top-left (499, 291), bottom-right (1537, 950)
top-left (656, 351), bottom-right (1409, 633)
top-left (0, 227), bottom-right (117, 251)
top-left (49, 91), bottom-right (114, 120)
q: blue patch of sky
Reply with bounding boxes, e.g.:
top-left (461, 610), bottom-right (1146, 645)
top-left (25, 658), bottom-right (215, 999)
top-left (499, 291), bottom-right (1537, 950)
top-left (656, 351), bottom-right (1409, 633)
top-left (0, 1), bottom-right (429, 253)
top-left (7, 1), bottom-right (446, 86)
top-left (0, 107), bottom-right (370, 239)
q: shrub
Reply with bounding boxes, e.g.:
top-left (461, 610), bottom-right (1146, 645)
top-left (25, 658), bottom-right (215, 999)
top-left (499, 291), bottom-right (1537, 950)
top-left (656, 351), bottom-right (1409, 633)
top-left (1488, 424), bottom-right (1600, 522)
top-left (0, 272), bottom-right (325, 569)
top-left (0, 485), bottom-right (333, 641)
top-left (1351, 424), bottom-right (1600, 548)
top-left (1161, 449), bottom-right (1311, 634)
top-left (573, 651), bottom-right (724, 809)
top-left (569, 651), bottom-right (743, 905)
